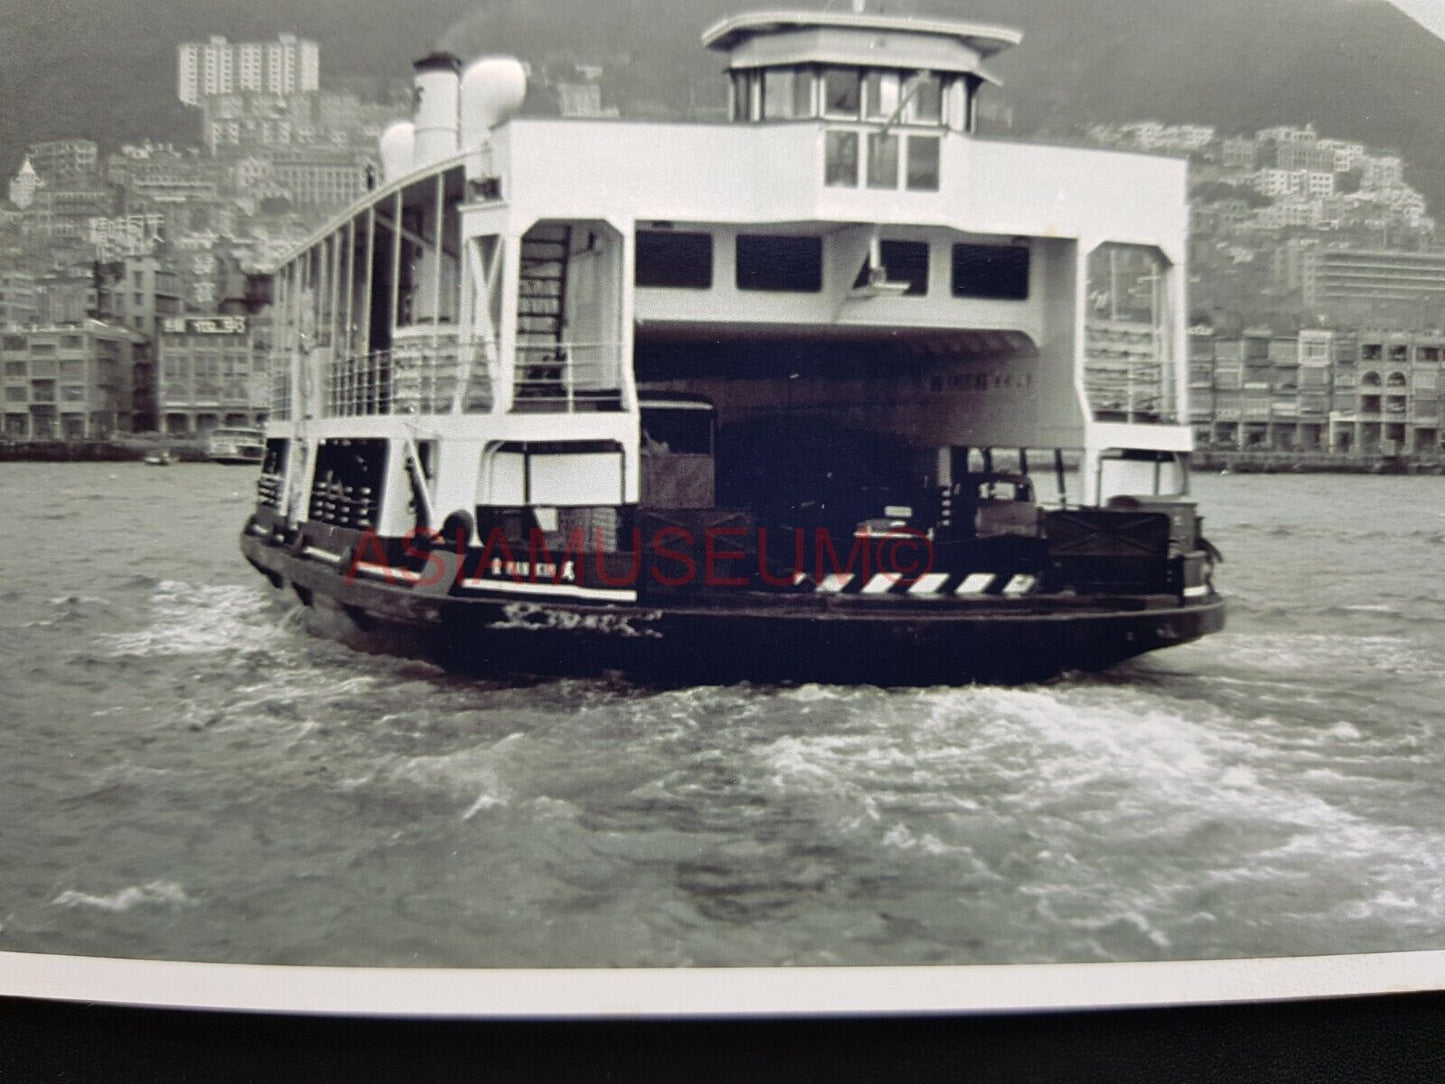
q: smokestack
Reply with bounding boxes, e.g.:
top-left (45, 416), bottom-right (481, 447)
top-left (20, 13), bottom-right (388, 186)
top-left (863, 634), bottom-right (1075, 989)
top-left (412, 52), bottom-right (463, 169)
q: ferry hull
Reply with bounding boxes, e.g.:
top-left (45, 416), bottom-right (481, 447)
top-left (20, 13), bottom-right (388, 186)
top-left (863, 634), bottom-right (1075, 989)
top-left (241, 532), bottom-right (1224, 686)
top-left (213, 453), bottom-right (265, 466)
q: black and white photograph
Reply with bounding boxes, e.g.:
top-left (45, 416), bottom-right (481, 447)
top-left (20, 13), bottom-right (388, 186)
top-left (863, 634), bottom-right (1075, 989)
top-left (1, 0), bottom-right (1444, 1071)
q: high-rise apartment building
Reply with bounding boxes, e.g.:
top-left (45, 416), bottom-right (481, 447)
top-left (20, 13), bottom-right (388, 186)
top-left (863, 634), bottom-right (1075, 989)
top-left (178, 34), bottom-right (319, 106)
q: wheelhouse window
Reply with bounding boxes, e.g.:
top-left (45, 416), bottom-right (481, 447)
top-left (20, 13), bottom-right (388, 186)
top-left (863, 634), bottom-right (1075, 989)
top-left (907, 73), bottom-right (943, 124)
top-left (951, 243), bottom-right (1030, 300)
top-left (635, 230), bottom-right (714, 289)
top-left (822, 67), bottom-right (861, 118)
top-left (762, 68), bottom-right (813, 119)
top-left (736, 234), bottom-right (823, 293)
top-left (863, 71), bottom-right (900, 120)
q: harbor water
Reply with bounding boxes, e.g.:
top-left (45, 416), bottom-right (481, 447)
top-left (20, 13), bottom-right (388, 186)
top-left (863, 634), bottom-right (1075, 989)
top-left (1, 463), bottom-right (1443, 968)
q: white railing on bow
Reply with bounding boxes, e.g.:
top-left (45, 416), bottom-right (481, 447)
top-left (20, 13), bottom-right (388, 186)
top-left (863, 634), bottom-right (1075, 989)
top-left (511, 341), bottom-right (625, 413)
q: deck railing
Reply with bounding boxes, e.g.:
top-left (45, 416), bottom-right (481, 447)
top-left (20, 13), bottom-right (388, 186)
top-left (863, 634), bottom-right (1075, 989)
top-left (511, 341), bottom-right (625, 413)
top-left (322, 331), bottom-right (495, 418)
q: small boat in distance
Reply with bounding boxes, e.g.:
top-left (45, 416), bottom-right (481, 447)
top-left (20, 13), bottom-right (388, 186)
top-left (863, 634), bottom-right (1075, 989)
top-left (142, 448), bottom-right (174, 466)
top-left (208, 428), bottom-right (265, 466)
top-left (239, 8), bottom-right (1224, 685)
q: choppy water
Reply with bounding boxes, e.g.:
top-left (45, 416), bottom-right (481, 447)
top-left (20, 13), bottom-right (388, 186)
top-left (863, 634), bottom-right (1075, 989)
top-left (1, 463), bottom-right (1444, 967)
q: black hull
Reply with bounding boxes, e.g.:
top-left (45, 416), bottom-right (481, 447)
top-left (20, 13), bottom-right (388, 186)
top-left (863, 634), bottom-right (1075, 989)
top-left (241, 533), bottom-right (1224, 686)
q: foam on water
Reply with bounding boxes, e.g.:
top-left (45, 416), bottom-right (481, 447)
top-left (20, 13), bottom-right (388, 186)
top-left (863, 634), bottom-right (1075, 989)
top-left (51, 881), bottom-right (195, 913)
top-left (103, 581), bottom-right (278, 657)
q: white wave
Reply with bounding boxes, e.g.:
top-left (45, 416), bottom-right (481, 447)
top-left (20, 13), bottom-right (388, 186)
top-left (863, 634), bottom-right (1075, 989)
top-left (748, 680), bottom-right (1445, 946)
top-left (1210, 632), bottom-right (1425, 675)
top-left (102, 581), bottom-right (277, 657)
top-left (51, 881), bottom-right (194, 912)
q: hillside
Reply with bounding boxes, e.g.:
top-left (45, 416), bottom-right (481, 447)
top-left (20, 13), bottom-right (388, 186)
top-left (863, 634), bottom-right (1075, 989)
top-left (2, 0), bottom-right (1444, 213)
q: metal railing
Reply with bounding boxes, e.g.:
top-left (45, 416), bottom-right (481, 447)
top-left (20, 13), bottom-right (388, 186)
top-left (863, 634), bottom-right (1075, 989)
top-left (323, 336), bottom-right (495, 418)
top-left (511, 341), bottom-right (625, 413)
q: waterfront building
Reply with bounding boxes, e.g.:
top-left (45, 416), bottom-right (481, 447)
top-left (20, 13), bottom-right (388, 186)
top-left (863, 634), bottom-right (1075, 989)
top-left (1190, 326), bottom-right (1445, 455)
top-left (156, 314), bottom-right (266, 435)
top-left (178, 34), bottom-right (319, 106)
top-left (0, 321), bottom-right (143, 439)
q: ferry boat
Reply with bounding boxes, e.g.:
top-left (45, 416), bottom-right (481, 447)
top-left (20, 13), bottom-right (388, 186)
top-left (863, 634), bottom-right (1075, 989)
top-left (208, 427), bottom-right (266, 465)
top-left (240, 7), bottom-right (1225, 685)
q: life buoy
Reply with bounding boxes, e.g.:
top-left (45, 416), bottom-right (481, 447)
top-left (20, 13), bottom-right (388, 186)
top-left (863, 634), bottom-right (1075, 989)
top-left (439, 510), bottom-right (475, 553)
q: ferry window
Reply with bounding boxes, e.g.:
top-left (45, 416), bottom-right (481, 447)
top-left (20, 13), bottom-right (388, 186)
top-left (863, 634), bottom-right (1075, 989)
top-left (2, 336), bottom-right (23, 351)
top-left (867, 132), bottom-right (899, 188)
top-left (370, 202), bottom-right (396, 352)
top-left (334, 227), bottom-right (351, 348)
top-left (824, 131), bottom-right (859, 187)
top-left (906, 135), bottom-right (941, 191)
top-left (315, 235), bottom-right (334, 346)
top-left (736, 234), bottom-right (823, 293)
top-left (822, 67), bottom-right (860, 118)
top-left (438, 167), bottom-right (464, 325)
top-left (635, 231), bottom-right (713, 289)
top-left (641, 405), bottom-right (713, 455)
top-left (907, 73), bottom-right (943, 124)
top-left (396, 180), bottom-right (433, 328)
top-left (763, 69), bottom-right (809, 119)
top-left (951, 243), bottom-right (1029, 300)
top-left (853, 240), bottom-right (930, 296)
top-left (4, 361), bottom-right (24, 376)
top-left (348, 212), bottom-right (371, 358)
top-left (1085, 243), bottom-right (1174, 424)
top-left (863, 71), bottom-right (900, 120)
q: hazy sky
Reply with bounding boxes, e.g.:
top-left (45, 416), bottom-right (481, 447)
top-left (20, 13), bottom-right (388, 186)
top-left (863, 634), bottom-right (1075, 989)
top-left (1388, 0), bottom-right (1445, 37)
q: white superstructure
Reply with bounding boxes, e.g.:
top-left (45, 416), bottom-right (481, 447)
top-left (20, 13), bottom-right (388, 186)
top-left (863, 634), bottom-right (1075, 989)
top-left (262, 8), bottom-right (1192, 545)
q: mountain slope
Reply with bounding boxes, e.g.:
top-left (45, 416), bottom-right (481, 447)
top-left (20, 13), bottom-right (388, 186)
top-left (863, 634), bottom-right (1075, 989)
top-left (2, 0), bottom-right (1443, 214)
